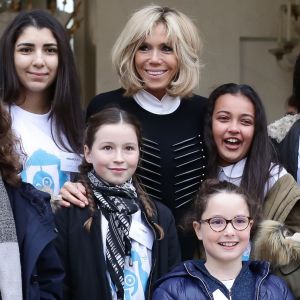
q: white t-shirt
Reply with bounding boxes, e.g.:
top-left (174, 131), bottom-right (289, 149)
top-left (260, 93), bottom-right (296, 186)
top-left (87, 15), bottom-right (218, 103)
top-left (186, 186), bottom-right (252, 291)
top-left (10, 105), bottom-right (81, 195)
top-left (101, 210), bottom-right (154, 300)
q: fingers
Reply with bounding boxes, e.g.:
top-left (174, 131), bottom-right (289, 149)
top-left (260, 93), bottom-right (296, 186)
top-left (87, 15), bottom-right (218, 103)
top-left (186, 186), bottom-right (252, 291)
top-left (60, 181), bottom-right (88, 208)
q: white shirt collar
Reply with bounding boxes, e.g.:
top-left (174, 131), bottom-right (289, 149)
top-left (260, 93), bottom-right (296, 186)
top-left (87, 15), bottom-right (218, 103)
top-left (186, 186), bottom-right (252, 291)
top-left (133, 89), bottom-right (181, 115)
top-left (218, 158), bottom-right (247, 179)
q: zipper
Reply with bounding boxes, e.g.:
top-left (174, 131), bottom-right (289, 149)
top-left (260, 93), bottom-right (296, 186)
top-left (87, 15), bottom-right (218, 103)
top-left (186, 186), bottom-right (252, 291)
top-left (229, 289), bottom-right (232, 300)
top-left (256, 263), bottom-right (270, 300)
top-left (184, 262), bottom-right (214, 300)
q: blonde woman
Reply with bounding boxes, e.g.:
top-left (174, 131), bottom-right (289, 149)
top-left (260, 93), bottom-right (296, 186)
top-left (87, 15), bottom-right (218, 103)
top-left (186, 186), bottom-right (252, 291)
top-left (61, 5), bottom-right (207, 259)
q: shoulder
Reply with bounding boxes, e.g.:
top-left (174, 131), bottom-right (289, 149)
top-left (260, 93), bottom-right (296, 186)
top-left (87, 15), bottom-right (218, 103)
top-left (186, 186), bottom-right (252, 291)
top-left (182, 94), bottom-right (208, 108)
top-left (8, 182), bottom-right (51, 215)
top-left (249, 261), bottom-right (293, 298)
top-left (54, 202), bottom-right (91, 224)
top-left (261, 273), bottom-right (294, 298)
top-left (152, 200), bottom-right (175, 224)
top-left (153, 261), bottom-right (206, 300)
top-left (86, 88), bottom-right (130, 119)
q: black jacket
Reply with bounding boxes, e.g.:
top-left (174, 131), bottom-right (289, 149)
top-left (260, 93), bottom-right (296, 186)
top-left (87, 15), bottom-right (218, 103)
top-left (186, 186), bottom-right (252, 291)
top-left (6, 182), bottom-right (64, 300)
top-left (54, 199), bottom-right (181, 300)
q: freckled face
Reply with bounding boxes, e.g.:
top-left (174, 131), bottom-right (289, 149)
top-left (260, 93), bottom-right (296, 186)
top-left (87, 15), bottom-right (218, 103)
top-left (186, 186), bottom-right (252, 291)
top-left (14, 26), bottom-right (58, 97)
top-left (84, 123), bottom-right (140, 185)
top-left (212, 93), bottom-right (255, 166)
top-left (134, 23), bottom-right (178, 100)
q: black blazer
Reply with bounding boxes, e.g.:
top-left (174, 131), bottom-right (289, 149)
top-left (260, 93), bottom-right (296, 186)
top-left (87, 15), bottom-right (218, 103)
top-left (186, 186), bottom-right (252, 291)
top-left (54, 199), bottom-right (181, 300)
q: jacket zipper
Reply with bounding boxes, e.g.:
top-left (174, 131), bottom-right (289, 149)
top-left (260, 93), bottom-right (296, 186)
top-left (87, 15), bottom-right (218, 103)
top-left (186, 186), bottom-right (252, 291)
top-left (184, 263), bottom-right (214, 300)
top-left (256, 263), bottom-right (270, 300)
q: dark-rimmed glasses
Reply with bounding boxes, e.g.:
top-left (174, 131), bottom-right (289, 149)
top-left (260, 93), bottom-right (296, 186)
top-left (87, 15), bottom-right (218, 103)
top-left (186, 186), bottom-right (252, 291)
top-left (200, 216), bottom-right (252, 232)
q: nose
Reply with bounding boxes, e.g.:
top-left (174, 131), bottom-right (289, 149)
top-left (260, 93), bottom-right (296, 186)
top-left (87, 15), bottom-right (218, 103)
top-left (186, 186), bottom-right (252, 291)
top-left (32, 50), bottom-right (45, 68)
top-left (149, 49), bottom-right (162, 63)
top-left (114, 149), bottom-right (124, 163)
top-left (227, 121), bottom-right (240, 133)
top-left (223, 222), bottom-right (236, 235)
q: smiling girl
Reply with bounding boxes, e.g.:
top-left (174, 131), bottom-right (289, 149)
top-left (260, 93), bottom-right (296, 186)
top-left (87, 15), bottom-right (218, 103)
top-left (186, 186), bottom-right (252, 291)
top-left (152, 180), bottom-right (294, 300)
top-left (204, 83), bottom-right (300, 297)
top-left (54, 107), bottom-right (180, 300)
top-left (0, 10), bottom-right (84, 197)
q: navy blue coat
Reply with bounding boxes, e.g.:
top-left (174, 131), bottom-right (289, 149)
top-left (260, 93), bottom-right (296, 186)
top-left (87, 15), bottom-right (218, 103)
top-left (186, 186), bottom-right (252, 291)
top-left (152, 260), bottom-right (294, 300)
top-left (6, 182), bottom-right (64, 300)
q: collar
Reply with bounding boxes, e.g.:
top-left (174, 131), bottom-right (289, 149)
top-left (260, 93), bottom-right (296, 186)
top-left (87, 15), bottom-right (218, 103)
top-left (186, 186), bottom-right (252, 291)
top-left (218, 158), bottom-right (247, 179)
top-left (133, 89), bottom-right (181, 115)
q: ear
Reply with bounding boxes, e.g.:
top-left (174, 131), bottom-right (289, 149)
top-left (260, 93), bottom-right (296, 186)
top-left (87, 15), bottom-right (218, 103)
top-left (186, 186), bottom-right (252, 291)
top-left (193, 221), bottom-right (203, 241)
top-left (84, 145), bottom-right (91, 163)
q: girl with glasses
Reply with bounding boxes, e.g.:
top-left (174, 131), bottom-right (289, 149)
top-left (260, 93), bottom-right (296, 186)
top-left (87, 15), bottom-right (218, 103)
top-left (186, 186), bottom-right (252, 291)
top-left (152, 179), bottom-right (293, 300)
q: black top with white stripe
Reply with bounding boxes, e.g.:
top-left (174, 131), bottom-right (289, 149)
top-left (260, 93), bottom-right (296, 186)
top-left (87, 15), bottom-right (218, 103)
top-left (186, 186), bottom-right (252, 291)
top-left (86, 88), bottom-right (207, 220)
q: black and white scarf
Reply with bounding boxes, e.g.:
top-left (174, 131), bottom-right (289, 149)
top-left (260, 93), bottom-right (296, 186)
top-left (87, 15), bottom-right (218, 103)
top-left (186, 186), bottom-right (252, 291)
top-left (87, 171), bottom-right (139, 299)
top-left (0, 176), bottom-right (22, 299)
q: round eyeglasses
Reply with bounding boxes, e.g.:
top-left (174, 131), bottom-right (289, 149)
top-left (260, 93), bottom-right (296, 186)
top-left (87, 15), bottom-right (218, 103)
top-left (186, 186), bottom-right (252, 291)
top-left (200, 216), bottom-right (252, 232)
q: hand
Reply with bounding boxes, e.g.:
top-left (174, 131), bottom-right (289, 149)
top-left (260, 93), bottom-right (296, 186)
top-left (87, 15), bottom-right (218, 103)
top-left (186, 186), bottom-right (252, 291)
top-left (59, 181), bottom-right (88, 208)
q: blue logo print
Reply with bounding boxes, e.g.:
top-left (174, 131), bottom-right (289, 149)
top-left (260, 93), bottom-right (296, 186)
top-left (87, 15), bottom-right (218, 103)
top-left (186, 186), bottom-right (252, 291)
top-left (22, 149), bottom-right (67, 193)
top-left (124, 250), bottom-right (149, 299)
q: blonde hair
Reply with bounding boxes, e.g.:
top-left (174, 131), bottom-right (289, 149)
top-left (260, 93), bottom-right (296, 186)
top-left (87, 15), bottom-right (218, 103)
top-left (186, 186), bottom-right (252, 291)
top-left (112, 5), bottom-right (203, 98)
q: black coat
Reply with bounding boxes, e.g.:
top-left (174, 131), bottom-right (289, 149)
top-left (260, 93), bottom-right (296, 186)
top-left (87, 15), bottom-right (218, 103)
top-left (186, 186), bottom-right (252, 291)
top-left (54, 199), bottom-right (181, 300)
top-left (6, 182), bottom-right (64, 300)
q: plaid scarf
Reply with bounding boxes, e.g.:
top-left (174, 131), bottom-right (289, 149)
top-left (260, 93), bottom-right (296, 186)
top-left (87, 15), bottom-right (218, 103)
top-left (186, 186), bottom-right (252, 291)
top-left (87, 171), bottom-right (139, 299)
top-left (0, 176), bottom-right (22, 299)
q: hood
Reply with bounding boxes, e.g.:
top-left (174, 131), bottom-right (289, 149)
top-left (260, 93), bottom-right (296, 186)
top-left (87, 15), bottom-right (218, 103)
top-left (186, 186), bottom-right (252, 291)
top-left (268, 114), bottom-right (300, 143)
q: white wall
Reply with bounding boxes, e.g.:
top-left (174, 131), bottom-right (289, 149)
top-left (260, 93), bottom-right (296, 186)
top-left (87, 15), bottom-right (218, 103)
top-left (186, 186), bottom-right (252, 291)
top-left (94, 0), bottom-right (295, 122)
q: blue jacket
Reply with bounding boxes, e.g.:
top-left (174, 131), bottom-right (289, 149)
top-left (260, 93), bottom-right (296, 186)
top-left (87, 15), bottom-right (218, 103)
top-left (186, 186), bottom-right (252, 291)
top-left (6, 182), bottom-right (64, 300)
top-left (152, 260), bottom-right (294, 300)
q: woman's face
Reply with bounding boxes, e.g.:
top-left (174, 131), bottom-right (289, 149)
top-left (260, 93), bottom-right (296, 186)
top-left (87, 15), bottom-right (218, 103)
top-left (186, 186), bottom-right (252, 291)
top-left (193, 192), bottom-right (252, 267)
top-left (212, 93), bottom-right (255, 166)
top-left (134, 23), bottom-right (178, 100)
top-left (14, 26), bottom-right (58, 97)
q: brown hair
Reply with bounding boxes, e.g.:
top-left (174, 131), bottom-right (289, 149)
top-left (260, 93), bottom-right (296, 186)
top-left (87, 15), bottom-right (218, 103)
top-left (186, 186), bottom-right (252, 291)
top-left (80, 107), bottom-right (164, 238)
top-left (184, 179), bottom-right (262, 236)
top-left (0, 104), bottom-right (22, 186)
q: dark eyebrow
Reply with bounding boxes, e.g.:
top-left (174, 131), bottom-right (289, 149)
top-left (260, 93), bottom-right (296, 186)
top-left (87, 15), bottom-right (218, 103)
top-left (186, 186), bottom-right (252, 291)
top-left (15, 42), bottom-right (57, 47)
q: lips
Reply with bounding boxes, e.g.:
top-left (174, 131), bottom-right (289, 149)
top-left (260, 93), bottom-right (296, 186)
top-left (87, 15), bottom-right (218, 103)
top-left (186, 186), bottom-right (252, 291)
top-left (27, 71), bottom-right (49, 77)
top-left (223, 137), bottom-right (242, 150)
top-left (110, 168), bottom-right (126, 172)
top-left (146, 70), bottom-right (166, 76)
top-left (219, 242), bottom-right (238, 247)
